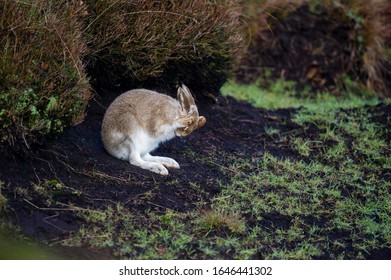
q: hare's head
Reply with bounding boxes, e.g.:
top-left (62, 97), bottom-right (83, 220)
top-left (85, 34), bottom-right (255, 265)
top-left (175, 84), bottom-right (206, 137)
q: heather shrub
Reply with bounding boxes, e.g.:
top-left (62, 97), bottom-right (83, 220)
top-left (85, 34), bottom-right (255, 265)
top-left (84, 0), bottom-right (244, 98)
top-left (237, 0), bottom-right (390, 96)
top-left (0, 1), bottom-right (91, 152)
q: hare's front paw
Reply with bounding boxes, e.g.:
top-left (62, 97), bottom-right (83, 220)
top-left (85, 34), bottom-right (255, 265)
top-left (176, 115), bottom-right (196, 127)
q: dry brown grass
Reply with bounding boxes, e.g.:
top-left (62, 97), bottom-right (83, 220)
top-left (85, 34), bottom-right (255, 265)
top-left (0, 0), bottom-right (91, 152)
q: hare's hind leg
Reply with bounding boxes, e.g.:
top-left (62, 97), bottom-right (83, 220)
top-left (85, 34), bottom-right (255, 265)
top-left (142, 153), bottom-right (180, 169)
top-left (118, 135), bottom-right (168, 175)
top-left (129, 151), bottom-right (169, 176)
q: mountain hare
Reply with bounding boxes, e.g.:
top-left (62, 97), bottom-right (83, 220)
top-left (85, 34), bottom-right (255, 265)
top-left (101, 84), bottom-right (206, 175)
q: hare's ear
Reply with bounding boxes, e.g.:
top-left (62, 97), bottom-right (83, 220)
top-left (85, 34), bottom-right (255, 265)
top-left (177, 84), bottom-right (195, 111)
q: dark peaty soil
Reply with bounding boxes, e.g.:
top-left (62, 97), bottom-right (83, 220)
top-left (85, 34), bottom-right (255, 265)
top-left (0, 89), bottom-right (389, 259)
top-left (236, 3), bottom-right (391, 96)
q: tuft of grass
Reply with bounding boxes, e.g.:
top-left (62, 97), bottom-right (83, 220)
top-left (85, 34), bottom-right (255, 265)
top-left (196, 208), bottom-right (246, 235)
top-left (291, 137), bottom-right (311, 157)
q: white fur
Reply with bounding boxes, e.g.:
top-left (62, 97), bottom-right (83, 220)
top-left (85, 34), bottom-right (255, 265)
top-left (132, 126), bottom-right (176, 157)
top-left (108, 127), bottom-right (179, 175)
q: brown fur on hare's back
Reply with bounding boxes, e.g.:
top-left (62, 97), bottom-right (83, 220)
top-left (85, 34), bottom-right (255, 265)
top-left (101, 84), bottom-right (206, 175)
